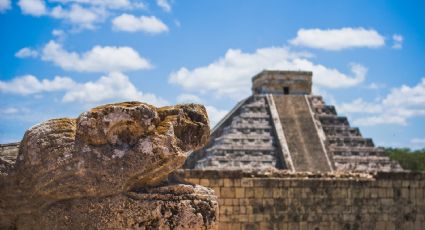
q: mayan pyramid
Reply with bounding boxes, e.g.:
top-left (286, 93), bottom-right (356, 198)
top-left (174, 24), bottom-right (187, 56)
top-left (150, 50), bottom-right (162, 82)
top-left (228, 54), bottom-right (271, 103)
top-left (185, 70), bottom-right (402, 172)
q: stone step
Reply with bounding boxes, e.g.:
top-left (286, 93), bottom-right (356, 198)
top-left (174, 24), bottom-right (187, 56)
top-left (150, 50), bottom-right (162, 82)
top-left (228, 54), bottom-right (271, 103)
top-left (239, 112), bottom-right (270, 118)
top-left (207, 144), bottom-right (275, 151)
top-left (319, 116), bottom-right (350, 126)
top-left (205, 149), bottom-right (278, 157)
top-left (334, 160), bottom-right (402, 172)
top-left (322, 126), bottom-right (361, 137)
top-left (229, 123), bottom-right (273, 129)
top-left (331, 146), bottom-right (386, 157)
top-left (314, 105), bottom-right (337, 116)
top-left (214, 133), bottom-right (274, 140)
top-left (273, 95), bottom-right (332, 172)
top-left (327, 136), bottom-right (374, 148)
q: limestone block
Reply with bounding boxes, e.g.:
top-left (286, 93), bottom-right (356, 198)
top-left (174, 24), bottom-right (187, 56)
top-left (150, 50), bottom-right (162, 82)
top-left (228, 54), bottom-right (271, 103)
top-left (14, 102), bottom-right (210, 199)
top-left (16, 184), bottom-right (218, 230)
top-left (0, 101), bottom-right (217, 230)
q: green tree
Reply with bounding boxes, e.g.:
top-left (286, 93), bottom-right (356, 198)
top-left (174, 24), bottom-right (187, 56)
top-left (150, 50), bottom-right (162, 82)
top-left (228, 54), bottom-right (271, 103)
top-left (384, 148), bottom-right (425, 171)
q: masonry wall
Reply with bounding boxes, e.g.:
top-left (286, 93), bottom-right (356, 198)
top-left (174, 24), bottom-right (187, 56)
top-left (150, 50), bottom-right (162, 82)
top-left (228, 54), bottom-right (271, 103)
top-left (176, 170), bottom-right (425, 230)
top-left (0, 143), bottom-right (19, 174)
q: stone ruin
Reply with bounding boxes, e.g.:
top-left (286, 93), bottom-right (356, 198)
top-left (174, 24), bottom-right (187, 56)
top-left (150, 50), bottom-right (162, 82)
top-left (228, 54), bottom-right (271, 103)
top-left (185, 70), bottom-right (402, 173)
top-left (0, 70), bottom-right (415, 230)
top-left (0, 102), bottom-right (218, 229)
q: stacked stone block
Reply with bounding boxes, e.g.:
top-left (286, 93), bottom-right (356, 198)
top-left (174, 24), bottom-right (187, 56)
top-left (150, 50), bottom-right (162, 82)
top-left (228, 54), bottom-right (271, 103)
top-left (0, 143), bottom-right (19, 174)
top-left (308, 96), bottom-right (402, 172)
top-left (194, 95), bottom-right (283, 170)
top-left (178, 170), bottom-right (425, 230)
top-left (188, 71), bottom-right (401, 173)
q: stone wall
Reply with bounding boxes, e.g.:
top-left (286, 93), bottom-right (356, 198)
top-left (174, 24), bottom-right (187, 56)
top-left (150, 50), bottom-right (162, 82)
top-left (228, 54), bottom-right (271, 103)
top-left (252, 71), bottom-right (312, 95)
top-left (0, 143), bottom-right (19, 174)
top-left (176, 170), bottom-right (425, 230)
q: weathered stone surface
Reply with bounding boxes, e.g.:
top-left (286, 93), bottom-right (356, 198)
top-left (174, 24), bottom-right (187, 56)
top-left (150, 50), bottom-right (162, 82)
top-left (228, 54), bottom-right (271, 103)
top-left (14, 102), bottom-right (210, 199)
top-left (0, 101), bottom-right (217, 230)
top-left (0, 143), bottom-right (19, 176)
top-left (189, 95), bottom-right (285, 170)
top-left (16, 184), bottom-right (217, 230)
top-left (188, 70), bottom-right (402, 173)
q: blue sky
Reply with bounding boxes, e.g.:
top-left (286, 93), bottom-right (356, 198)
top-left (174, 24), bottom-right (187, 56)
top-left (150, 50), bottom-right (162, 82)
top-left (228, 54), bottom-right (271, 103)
top-left (0, 0), bottom-right (425, 149)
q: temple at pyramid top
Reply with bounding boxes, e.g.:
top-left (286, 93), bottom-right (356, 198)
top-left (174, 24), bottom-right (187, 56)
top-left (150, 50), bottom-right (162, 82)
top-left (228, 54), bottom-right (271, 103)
top-left (252, 70), bottom-right (312, 95)
top-left (185, 70), bottom-right (402, 173)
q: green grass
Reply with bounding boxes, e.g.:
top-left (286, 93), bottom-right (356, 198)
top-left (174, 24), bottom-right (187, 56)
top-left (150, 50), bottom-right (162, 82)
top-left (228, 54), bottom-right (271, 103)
top-left (383, 148), bottom-right (425, 171)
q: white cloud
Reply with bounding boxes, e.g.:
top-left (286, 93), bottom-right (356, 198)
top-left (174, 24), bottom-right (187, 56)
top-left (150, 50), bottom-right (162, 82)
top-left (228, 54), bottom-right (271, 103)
top-left (16, 1), bottom-right (147, 30)
top-left (0, 107), bottom-right (30, 115)
top-left (0, 75), bottom-right (76, 95)
top-left (52, 29), bottom-right (67, 41)
top-left (176, 93), bottom-right (203, 103)
top-left (411, 138), bottom-right (425, 145)
top-left (1, 107), bottom-right (19, 115)
top-left (112, 14), bottom-right (169, 34)
top-left (52, 29), bottom-right (65, 37)
top-left (174, 19), bottom-right (181, 27)
top-left (62, 72), bottom-right (168, 105)
top-left (15, 47), bottom-right (38, 58)
top-left (289, 27), bottom-right (385, 51)
top-left (50, 0), bottom-right (147, 10)
top-left (51, 4), bottom-right (106, 29)
top-left (18, 0), bottom-right (47, 16)
top-left (0, 0), bottom-right (11, 12)
top-left (339, 78), bottom-right (425, 126)
top-left (41, 40), bottom-right (151, 72)
top-left (383, 78), bottom-right (425, 106)
top-left (205, 105), bottom-right (228, 128)
top-left (367, 82), bottom-right (385, 90)
top-left (0, 72), bottom-right (168, 106)
top-left (156, 0), bottom-right (171, 12)
top-left (169, 46), bottom-right (366, 100)
top-left (337, 98), bottom-right (383, 114)
top-left (50, 0), bottom-right (133, 9)
top-left (392, 34), bottom-right (403, 49)
top-left (354, 114), bottom-right (407, 126)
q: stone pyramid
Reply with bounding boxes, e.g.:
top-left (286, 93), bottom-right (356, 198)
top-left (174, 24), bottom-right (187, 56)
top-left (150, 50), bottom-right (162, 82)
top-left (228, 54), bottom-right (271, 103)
top-left (185, 70), bottom-right (402, 172)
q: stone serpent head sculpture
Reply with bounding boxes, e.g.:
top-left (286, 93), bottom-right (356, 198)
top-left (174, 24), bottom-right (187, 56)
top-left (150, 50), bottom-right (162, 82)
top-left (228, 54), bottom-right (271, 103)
top-left (13, 102), bottom-right (210, 200)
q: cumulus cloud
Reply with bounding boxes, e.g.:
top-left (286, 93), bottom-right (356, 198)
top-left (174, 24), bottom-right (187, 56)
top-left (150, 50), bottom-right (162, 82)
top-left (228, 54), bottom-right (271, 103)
top-left (176, 93), bottom-right (203, 103)
top-left (156, 0), bottom-right (171, 12)
top-left (338, 98), bottom-right (383, 114)
top-left (383, 78), bottom-right (425, 107)
top-left (354, 115), bottom-right (408, 126)
top-left (112, 14), bottom-right (169, 34)
top-left (41, 40), bottom-right (151, 72)
top-left (367, 82), bottom-right (385, 90)
top-left (16, 1), bottom-right (146, 30)
top-left (1, 107), bottom-right (19, 115)
top-left (15, 47), bottom-right (39, 58)
top-left (0, 0), bottom-right (11, 12)
top-left (411, 138), bottom-right (425, 145)
top-left (52, 29), bottom-right (65, 37)
top-left (0, 75), bottom-right (76, 95)
top-left (392, 34), bottom-right (403, 49)
top-left (62, 72), bottom-right (168, 105)
top-left (169, 46), bottom-right (366, 100)
top-left (50, 0), bottom-right (134, 9)
top-left (51, 4), bottom-right (106, 29)
top-left (18, 0), bottom-right (47, 16)
top-left (0, 72), bottom-right (168, 106)
top-left (0, 107), bottom-right (30, 115)
top-left (337, 78), bottom-right (425, 126)
top-left (289, 27), bottom-right (385, 51)
top-left (205, 105), bottom-right (228, 128)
